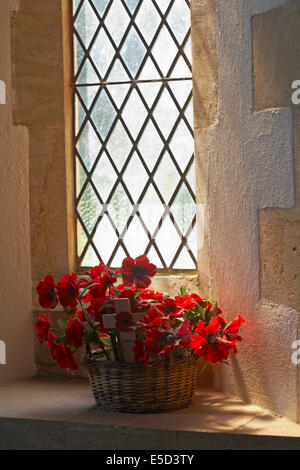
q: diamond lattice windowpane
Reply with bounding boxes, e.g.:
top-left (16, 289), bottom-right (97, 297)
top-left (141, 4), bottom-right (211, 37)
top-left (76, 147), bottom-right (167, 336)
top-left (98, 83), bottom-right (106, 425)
top-left (138, 120), bottom-right (164, 171)
top-left (90, 29), bottom-right (116, 79)
top-left (77, 59), bottom-right (99, 84)
top-left (107, 83), bottom-right (130, 108)
top-left (123, 217), bottom-right (149, 258)
top-left (139, 57), bottom-right (160, 80)
top-left (122, 89), bottom-right (147, 139)
top-left (152, 26), bottom-right (178, 76)
top-left (171, 184), bottom-right (195, 234)
top-left (92, 151), bottom-right (118, 201)
top-left (72, 0), bottom-right (196, 269)
top-left (123, 152), bottom-right (148, 202)
top-left (91, 0), bottom-right (110, 16)
top-left (104, 0), bottom-right (130, 46)
top-left (74, 94), bottom-right (86, 133)
top-left (170, 55), bottom-right (191, 78)
top-left (155, 216), bottom-right (182, 267)
top-left (76, 121), bottom-right (101, 171)
top-left (73, 38), bottom-right (85, 75)
top-left (168, 80), bottom-right (192, 108)
top-left (167, 0), bottom-right (190, 45)
top-left (154, 0), bottom-right (171, 14)
top-left (137, 82), bottom-right (161, 108)
top-left (146, 246), bottom-right (164, 269)
top-left (138, 185), bottom-right (165, 235)
top-left (124, 0), bottom-right (140, 14)
top-left (169, 121), bottom-right (194, 168)
top-left (78, 183), bottom-right (101, 233)
top-left (153, 88), bottom-right (179, 138)
top-left (120, 28), bottom-right (146, 77)
top-left (110, 246), bottom-right (128, 268)
top-left (75, 1), bottom-right (99, 48)
top-left (106, 120), bottom-right (132, 168)
top-left (154, 152), bottom-right (180, 203)
top-left (173, 246), bottom-right (195, 270)
top-left (136, 0), bottom-right (161, 45)
top-left (81, 244), bottom-right (100, 266)
top-left (93, 214), bottom-right (118, 264)
top-left (78, 86), bottom-right (99, 109)
top-left (109, 184), bottom-right (132, 232)
top-left (75, 157), bottom-right (87, 197)
top-left (186, 164), bottom-right (196, 193)
top-left (108, 59), bottom-right (130, 82)
top-left (91, 90), bottom-right (117, 140)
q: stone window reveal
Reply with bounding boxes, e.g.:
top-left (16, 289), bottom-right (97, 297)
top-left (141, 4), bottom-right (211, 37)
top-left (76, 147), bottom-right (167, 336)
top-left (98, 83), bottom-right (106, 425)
top-left (72, 0), bottom-right (196, 270)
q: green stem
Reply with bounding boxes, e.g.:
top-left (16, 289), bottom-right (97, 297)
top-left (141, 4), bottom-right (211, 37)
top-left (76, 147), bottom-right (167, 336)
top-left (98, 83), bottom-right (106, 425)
top-left (79, 299), bottom-right (111, 361)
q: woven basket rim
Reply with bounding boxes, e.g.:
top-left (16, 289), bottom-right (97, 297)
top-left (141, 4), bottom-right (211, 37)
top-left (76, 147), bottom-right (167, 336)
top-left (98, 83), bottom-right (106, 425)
top-left (84, 351), bottom-right (197, 370)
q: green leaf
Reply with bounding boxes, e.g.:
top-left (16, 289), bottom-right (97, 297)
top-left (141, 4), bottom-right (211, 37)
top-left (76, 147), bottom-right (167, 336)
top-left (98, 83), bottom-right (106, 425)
top-left (208, 300), bottom-right (218, 317)
top-left (178, 286), bottom-right (188, 297)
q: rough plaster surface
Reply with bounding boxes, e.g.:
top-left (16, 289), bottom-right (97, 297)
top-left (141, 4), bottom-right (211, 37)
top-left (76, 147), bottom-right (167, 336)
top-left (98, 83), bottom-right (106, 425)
top-left (194, 0), bottom-right (298, 421)
top-left (0, 0), bottom-right (35, 381)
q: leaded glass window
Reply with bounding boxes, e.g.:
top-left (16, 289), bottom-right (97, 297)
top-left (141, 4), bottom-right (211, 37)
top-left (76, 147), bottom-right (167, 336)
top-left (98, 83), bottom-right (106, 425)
top-left (72, 0), bottom-right (197, 270)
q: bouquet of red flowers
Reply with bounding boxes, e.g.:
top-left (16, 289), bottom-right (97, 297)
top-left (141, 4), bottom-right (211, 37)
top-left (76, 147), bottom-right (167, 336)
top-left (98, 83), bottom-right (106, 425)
top-left (34, 255), bottom-right (245, 371)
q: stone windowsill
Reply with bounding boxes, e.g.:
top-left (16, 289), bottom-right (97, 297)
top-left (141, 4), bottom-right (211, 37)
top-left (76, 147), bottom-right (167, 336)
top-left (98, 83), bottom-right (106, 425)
top-left (1, 377), bottom-right (300, 450)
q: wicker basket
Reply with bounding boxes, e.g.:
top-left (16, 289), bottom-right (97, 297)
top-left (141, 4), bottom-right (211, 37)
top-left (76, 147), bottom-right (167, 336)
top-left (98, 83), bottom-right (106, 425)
top-left (84, 352), bottom-right (199, 413)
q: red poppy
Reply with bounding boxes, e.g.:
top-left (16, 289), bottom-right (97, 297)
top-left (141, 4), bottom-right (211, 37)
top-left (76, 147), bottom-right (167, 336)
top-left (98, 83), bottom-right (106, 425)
top-left (56, 273), bottom-right (79, 309)
top-left (175, 294), bottom-right (197, 311)
top-left (223, 314), bottom-right (245, 343)
top-left (66, 317), bottom-right (85, 349)
top-left (145, 319), bottom-right (192, 357)
top-left (34, 314), bottom-right (51, 343)
top-left (120, 256), bottom-right (157, 288)
top-left (36, 275), bottom-right (58, 309)
top-left (138, 289), bottom-right (163, 302)
top-left (190, 316), bottom-right (237, 363)
top-left (133, 339), bottom-right (151, 365)
top-left (191, 293), bottom-right (204, 303)
top-left (115, 311), bottom-right (135, 332)
top-left (47, 332), bottom-right (78, 371)
top-left (137, 307), bottom-right (165, 328)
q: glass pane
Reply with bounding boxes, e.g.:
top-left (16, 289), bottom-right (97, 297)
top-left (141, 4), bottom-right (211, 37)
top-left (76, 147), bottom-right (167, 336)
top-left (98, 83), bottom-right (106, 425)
top-left (153, 152), bottom-right (180, 203)
top-left (90, 29), bottom-right (115, 79)
top-left (91, 89), bottom-right (116, 140)
top-left (135, 0), bottom-right (161, 45)
top-left (122, 89), bottom-right (147, 139)
top-left (76, 121), bottom-right (101, 171)
top-left (120, 28), bottom-right (146, 77)
top-left (153, 87), bottom-right (179, 139)
top-left (124, 0), bottom-right (140, 15)
top-left (104, 0), bottom-right (130, 46)
top-left (92, 151), bottom-right (118, 201)
top-left (138, 120), bottom-right (164, 171)
top-left (78, 182), bottom-right (101, 233)
top-left (73, 0), bottom-right (196, 269)
top-left (109, 184), bottom-right (132, 232)
top-left (123, 152), bottom-right (148, 202)
top-left (167, 0), bottom-right (190, 45)
top-left (106, 120), bottom-right (132, 168)
top-left (91, 0), bottom-right (110, 17)
top-left (152, 26), bottom-right (177, 76)
top-left (74, 1), bottom-right (99, 48)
